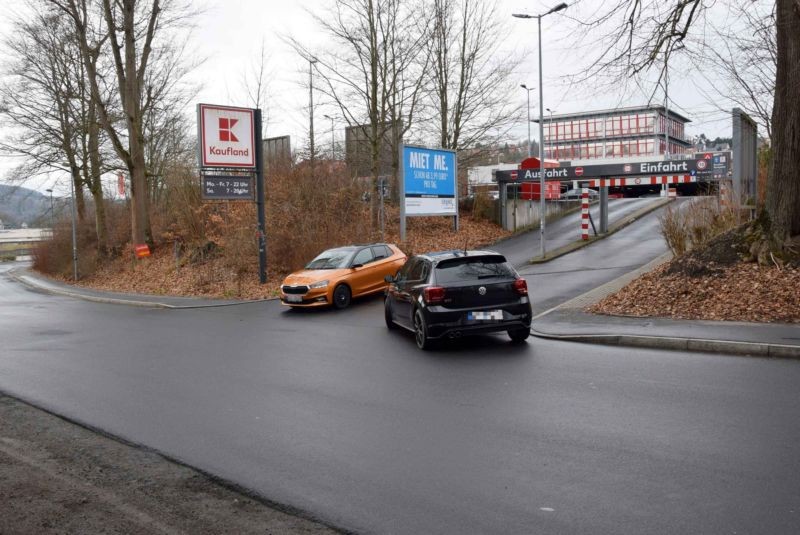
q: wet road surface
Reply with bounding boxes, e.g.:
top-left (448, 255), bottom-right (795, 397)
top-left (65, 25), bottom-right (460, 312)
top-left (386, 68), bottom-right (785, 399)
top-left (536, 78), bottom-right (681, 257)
top-left (1, 207), bottom-right (799, 534)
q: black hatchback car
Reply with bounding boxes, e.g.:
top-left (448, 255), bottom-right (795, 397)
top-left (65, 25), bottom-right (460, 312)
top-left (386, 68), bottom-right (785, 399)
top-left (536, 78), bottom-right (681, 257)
top-left (384, 250), bottom-right (532, 349)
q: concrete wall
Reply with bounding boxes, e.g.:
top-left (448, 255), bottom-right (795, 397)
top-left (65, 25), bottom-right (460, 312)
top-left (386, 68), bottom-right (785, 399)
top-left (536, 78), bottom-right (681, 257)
top-left (501, 199), bottom-right (582, 231)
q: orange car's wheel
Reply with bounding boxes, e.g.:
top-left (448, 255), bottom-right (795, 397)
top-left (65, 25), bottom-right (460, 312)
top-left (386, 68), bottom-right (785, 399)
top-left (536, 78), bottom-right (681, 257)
top-left (333, 284), bottom-right (351, 309)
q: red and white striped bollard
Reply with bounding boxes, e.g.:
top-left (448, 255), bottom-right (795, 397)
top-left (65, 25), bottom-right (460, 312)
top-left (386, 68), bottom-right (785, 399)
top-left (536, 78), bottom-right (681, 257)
top-left (581, 188), bottom-right (589, 240)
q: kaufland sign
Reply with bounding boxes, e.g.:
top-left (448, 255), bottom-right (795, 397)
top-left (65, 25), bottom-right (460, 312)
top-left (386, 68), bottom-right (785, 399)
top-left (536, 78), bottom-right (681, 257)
top-left (198, 104), bottom-right (255, 168)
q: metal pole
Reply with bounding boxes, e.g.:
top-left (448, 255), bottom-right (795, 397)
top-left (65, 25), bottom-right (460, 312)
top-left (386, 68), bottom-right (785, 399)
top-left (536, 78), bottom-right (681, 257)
top-left (69, 176), bottom-right (78, 281)
top-left (526, 89), bottom-right (531, 158)
top-left (537, 15), bottom-right (546, 259)
top-left (399, 143), bottom-right (406, 241)
top-left (330, 116), bottom-right (334, 158)
top-left (600, 184), bottom-right (608, 233)
top-left (664, 52), bottom-right (669, 159)
top-left (309, 59), bottom-right (316, 165)
top-left (255, 109), bottom-right (267, 284)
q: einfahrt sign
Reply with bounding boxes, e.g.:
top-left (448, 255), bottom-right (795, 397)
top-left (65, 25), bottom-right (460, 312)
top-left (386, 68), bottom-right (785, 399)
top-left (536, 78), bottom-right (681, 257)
top-left (197, 104), bottom-right (256, 168)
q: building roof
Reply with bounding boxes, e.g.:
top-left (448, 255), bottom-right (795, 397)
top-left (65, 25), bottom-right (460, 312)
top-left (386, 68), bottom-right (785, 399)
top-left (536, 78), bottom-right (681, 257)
top-left (532, 104), bottom-right (691, 124)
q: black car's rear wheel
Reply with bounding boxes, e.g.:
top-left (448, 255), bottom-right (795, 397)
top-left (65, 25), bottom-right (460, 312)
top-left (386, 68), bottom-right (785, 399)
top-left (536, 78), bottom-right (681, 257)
top-left (508, 328), bottom-right (530, 343)
top-left (333, 284), bottom-right (351, 309)
top-left (384, 298), bottom-right (396, 330)
top-left (413, 309), bottom-right (432, 350)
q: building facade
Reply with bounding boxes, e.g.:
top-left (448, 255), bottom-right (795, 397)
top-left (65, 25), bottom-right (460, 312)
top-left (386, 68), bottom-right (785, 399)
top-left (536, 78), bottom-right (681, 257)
top-left (536, 105), bottom-right (691, 161)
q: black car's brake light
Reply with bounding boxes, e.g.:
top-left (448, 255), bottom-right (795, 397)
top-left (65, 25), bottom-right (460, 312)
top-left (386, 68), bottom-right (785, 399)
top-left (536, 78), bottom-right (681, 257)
top-left (423, 286), bottom-right (446, 304)
top-left (513, 278), bottom-right (528, 295)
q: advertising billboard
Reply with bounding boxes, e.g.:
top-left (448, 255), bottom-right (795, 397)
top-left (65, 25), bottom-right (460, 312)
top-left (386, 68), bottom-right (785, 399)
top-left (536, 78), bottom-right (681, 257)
top-left (401, 145), bottom-right (457, 216)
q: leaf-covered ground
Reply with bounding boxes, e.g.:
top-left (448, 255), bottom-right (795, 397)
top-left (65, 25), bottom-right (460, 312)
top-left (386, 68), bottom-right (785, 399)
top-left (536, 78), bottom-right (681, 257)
top-left (70, 214), bottom-right (511, 301)
top-left (589, 229), bottom-right (800, 323)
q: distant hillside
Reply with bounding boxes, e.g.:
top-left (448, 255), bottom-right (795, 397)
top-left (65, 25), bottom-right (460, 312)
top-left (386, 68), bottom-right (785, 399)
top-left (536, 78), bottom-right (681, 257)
top-left (0, 184), bottom-right (50, 228)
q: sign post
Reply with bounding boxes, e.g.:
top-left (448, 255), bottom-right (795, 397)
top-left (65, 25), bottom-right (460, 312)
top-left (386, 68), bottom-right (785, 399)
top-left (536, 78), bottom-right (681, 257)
top-left (399, 144), bottom-right (458, 241)
top-left (254, 109), bottom-right (266, 284)
top-left (197, 103), bottom-right (266, 284)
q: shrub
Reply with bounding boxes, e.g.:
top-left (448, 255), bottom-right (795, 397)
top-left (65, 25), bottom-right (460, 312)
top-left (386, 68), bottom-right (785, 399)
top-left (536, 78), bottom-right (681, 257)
top-left (659, 197), bottom-right (738, 257)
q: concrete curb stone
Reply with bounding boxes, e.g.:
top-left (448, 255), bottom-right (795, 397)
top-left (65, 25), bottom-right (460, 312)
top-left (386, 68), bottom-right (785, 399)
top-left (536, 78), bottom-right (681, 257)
top-left (8, 267), bottom-right (271, 309)
top-left (529, 329), bottom-right (800, 358)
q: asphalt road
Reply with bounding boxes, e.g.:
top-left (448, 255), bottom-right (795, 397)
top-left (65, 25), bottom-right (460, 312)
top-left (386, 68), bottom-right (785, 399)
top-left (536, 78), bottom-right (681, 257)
top-left (516, 200), bottom-right (670, 314)
top-left (1, 209), bottom-right (799, 534)
top-left (494, 197), bottom-right (662, 269)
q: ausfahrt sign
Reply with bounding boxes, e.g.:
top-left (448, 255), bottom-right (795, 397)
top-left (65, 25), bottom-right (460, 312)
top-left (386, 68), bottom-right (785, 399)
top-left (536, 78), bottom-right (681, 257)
top-left (495, 153), bottom-right (732, 183)
top-left (197, 104), bottom-right (256, 168)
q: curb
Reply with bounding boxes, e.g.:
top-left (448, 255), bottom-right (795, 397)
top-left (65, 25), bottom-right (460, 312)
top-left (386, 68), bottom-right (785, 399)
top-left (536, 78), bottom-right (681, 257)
top-left (527, 240), bottom-right (800, 358)
top-left (528, 197), bottom-right (672, 264)
top-left (528, 329), bottom-right (800, 358)
top-left (7, 268), bottom-right (272, 309)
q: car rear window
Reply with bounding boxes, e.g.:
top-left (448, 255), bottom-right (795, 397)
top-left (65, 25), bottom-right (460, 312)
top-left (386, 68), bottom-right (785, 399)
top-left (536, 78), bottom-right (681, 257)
top-left (434, 255), bottom-right (515, 283)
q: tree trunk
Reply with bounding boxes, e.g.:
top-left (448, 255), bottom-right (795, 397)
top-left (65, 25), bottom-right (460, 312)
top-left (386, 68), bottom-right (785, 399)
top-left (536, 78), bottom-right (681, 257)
top-left (129, 129), bottom-right (152, 246)
top-left (765, 0), bottom-right (800, 242)
top-left (71, 168), bottom-right (86, 222)
top-left (87, 102), bottom-right (107, 254)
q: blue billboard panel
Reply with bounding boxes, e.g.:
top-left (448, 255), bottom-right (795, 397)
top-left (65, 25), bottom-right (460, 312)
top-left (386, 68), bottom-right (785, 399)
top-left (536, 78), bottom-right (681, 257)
top-left (402, 146), bottom-right (457, 215)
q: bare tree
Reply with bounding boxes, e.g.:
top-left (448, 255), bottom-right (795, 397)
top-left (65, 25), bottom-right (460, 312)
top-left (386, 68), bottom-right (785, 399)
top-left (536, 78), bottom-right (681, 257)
top-left (289, 0), bottom-right (430, 225)
top-left (0, 4), bottom-right (113, 249)
top-left (687, 1), bottom-right (776, 140)
top-left (50, 0), bottom-right (194, 249)
top-left (241, 38), bottom-right (272, 138)
top-left (577, 0), bottom-right (799, 251)
top-left (427, 0), bottom-right (522, 154)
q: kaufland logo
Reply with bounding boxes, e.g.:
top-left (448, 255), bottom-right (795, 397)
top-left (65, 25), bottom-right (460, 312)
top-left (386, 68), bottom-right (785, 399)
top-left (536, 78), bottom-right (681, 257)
top-left (198, 104), bottom-right (255, 166)
top-left (219, 118), bottom-right (239, 142)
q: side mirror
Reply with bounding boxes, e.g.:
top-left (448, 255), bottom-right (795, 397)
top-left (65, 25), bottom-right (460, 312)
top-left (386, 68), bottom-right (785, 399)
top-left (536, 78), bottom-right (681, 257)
top-left (384, 274), bottom-right (394, 283)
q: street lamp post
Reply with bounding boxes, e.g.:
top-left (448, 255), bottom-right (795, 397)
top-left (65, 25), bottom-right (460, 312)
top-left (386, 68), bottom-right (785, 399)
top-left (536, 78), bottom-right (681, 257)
top-left (68, 178), bottom-right (78, 281)
top-left (521, 85), bottom-right (534, 158)
top-left (513, 2), bottom-right (568, 260)
top-left (324, 114), bottom-right (335, 159)
top-left (546, 107), bottom-right (556, 159)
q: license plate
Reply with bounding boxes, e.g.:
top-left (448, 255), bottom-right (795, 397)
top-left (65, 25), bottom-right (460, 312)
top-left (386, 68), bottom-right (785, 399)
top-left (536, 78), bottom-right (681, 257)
top-left (285, 294), bottom-right (303, 303)
top-left (468, 310), bottom-right (503, 321)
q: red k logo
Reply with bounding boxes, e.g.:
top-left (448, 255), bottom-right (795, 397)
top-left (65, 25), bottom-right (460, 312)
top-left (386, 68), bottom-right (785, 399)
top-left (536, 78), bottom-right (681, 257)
top-left (218, 118), bottom-right (239, 142)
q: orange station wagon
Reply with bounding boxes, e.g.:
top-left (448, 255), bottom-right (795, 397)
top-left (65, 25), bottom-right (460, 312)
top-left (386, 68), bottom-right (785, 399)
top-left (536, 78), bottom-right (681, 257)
top-left (280, 243), bottom-right (407, 309)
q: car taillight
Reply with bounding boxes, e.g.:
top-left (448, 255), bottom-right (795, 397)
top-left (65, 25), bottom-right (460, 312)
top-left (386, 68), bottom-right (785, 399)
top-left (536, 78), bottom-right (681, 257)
top-left (423, 286), bottom-right (446, 304)
top-left (513, 278), bottom-right (528, 295)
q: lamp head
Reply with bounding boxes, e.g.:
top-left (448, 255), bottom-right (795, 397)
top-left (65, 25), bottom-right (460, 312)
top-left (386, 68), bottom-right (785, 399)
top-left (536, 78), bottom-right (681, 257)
top-left (512, 13), bottom-right (533, 19)
top-left (550, 3), bottom-right (568, 14)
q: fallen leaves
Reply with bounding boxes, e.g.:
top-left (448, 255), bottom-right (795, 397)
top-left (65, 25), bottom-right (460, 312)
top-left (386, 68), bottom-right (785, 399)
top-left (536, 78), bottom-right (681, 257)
top-left (63, 213), bottom-right (510, 302)
top-left (589, 261), bottom-right (800, 323)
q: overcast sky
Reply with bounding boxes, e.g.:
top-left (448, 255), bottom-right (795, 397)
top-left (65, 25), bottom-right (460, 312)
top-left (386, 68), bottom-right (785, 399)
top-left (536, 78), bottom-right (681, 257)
top-left (1, 0), bottom-right (756, 193)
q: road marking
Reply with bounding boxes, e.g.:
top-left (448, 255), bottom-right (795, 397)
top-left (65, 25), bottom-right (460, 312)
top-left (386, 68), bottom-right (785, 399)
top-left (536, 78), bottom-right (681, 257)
top-left (540, 507), bottom-right (555, 512)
